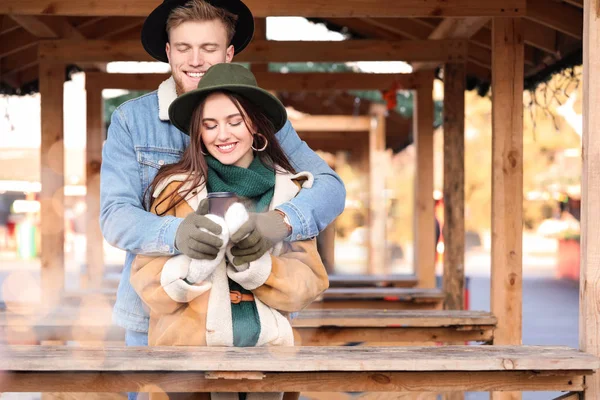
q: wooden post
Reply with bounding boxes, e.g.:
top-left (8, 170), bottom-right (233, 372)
top-left (368, 104), bottom-right (387, 274)
top-left (491, 17), bottom-right (524, 400)
top-left (84, 79), bottom-right (105, 289)
top-left (39, 60), bottom-right (65, 303)
top-left (251, 17), bottom-right (268, 73)
top-left (442, 63), bottom-right (466, 311)
top-left (413, 72), bottom-right (436, 288)
top-left (581, 0), bottom-right (600, 398)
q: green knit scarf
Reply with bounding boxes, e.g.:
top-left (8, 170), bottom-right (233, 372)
top-left (205, 155), bottom-right (275, 212)
top-left (205, 154), bottom-right (276, 348)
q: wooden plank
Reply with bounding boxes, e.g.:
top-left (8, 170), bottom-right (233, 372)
top-left (491, 17), bottom-right (524, 400)
top-left (83, 81), bottom-right (104, 289)
top-left (9, 15), bottom-right (58, 37)
top-left (84, 71), bottom-right (417, 92)
top-left (322, 287), bottom-right (444, 300)
top-left (251, 17), bottom-right (268, 73)
top-left (0, 0), bottom-right (527, 17)
top-left (413, 16), bottom-right (490, 70)
top-left (38, 39), bottom-right (469, 63)
top-left (563, 0), bottom-right (583, 8)
top-left (413, 72), bottom-right (436, 289)
top-left (0, 371), bottom-right (588, 393)
top-left (291, 116), bottom-right (371, 132)
top-left (328, 274), bottom-right (418, 288)
top-left (491, 17), bottom-right (524, 345)
top-left (442, 63), bottom-right (466, 311)
top-left (294, 326), bottom-right (494, 345)
top-left (368, 105), bottom-right (387, 274)
top-left (581, 0), bottom-right (600, 398)
top-left (39, 61), bottom-right (66, 305)
top-left (295, 310), bottom-right (496, 327)
top-left (526, 0), bottom-right (583, 39)
top-left (0, 345), bottom-right (597, 372)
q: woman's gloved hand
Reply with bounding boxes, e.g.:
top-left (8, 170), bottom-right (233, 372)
top-left (229, 210), bottom-right (290, 266)
top-left (175, 198), bottom-right (224, 260)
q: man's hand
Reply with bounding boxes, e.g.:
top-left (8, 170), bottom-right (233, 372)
top-left (229, 210), bottom-right (290, 266)
top-left (175, 198), bottom-right (223, 260)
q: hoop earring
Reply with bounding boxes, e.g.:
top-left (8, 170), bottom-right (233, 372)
top-left (251, 133), bottom-right (268, 152)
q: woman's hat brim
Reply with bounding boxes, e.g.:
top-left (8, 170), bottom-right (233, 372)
top-left (169, 84), bottom-right (287, 136)
top-left (141, 0), bottom-right (254, 62)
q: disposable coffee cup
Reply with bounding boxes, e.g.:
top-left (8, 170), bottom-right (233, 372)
top-left (207, 192), bottom-right (238, 217)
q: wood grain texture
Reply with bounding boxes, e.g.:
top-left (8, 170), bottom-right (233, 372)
top-left (0, 0), bottom-right (526, 17)
top-left (442, 62), bottom-right (466, 311)
top-left (580, 0), bottom-right (600, 398)
top-left (0, 345), bottom-right (597, 372)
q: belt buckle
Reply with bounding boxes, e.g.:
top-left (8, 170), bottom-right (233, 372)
top-left (231, 290), bottom-right (242, 304)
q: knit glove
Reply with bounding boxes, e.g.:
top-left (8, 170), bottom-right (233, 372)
top-left (228, 209), bottom-right (290, 267)
top-left (224, 203), bottom-right (274, 290)
top-left (175, 198), bottom-right (224, 260)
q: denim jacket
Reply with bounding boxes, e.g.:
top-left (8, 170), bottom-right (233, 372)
top-left (100, 77), bottom-right (346, 332)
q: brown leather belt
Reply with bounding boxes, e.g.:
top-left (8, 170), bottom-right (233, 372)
top-left (230, 290), bottom-right (254, 304)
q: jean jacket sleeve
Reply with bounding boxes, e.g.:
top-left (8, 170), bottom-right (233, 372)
top-left (275, 120), bottom-right (346, 241)
top-left (100, 108), bottom-right (181, 255)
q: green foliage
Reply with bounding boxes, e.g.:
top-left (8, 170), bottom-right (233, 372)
top-left (104, 91), bottom-right (150, 126)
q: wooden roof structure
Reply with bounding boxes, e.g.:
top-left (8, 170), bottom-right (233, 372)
top-left (0, 1), bottom-right (583, 94)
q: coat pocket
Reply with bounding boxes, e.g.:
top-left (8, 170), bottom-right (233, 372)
top-left (135, 146), bottom-right (183, 202)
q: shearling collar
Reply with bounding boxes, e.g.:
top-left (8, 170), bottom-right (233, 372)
top-left (157, 76), bottom-right (178, 121)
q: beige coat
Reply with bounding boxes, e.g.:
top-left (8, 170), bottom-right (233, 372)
top-left (130, 171), bottom-right (329, 400)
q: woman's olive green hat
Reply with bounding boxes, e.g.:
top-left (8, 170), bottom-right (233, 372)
top-left (169, 63), bottom-right (287, 135)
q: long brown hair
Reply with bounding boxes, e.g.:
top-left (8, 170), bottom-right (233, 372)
top-left (147, 91), bottom-right (295, 215)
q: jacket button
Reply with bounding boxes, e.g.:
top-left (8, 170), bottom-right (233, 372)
top-left (296, 234), bottom-right (302, 240)
top-left (158, 160), bottom-right (165, 166)
top-left (162, 245), bottom-right (170, 252)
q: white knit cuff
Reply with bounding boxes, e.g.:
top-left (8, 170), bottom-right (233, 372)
top-left (161, 255), bottom-right (211, 303)
top-left (186, 214), bottom-right (229, 283)
top-left (226, 252), bottom-right (272, 290)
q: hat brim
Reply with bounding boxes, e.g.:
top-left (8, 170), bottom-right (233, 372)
top-left (169, 84), bottom-right (288, 136)
top-left (141, 0), bottom-right (254, 63)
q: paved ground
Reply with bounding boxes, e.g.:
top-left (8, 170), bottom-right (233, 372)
top-left (0, 235), bottom-right (582, 399)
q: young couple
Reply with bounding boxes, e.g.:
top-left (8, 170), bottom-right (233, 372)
top-left (100, 0), bottom-right (345, 398)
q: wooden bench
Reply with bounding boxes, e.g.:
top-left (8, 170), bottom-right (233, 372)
top-left (0, 307), bottom-right (495, 345)
top-left (0, 345), bottom-right (597, 394)
top-left (312, 288), bottom-right (445, 310)
top-left (295, 309), bottom-right (496, 344)
top-left (328, 274), bottom-right (419, 288)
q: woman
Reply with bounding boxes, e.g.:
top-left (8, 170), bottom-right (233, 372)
top-left (130, 63), bottom-right (329, 400)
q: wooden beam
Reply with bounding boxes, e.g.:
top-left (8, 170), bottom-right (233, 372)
top-left (368, 105), bottom-right (387, 274)
top-left (77, 17), bottom-right (143, 39)
top-left (39, 61), bottom-right (66, 305)
top-left (250, 17), bottom-right (268, 72)
top-left (83, 81), bottom-right (105, 289)
top-left (526, 0), bottom-right (583, 39)
top-left (84, 71), bottom-right (418, 92)
top-left (490, 18), bottom-right (524, 400)
top-left (581, 0), bottom-right (600, 398)
top-left (413, 72), bottom-right (436, 289)
top-left (413, 17), bottom-right (489, 70)
top-left (0, 0), bottom-right (527, 17)
top-left (429, 17), bottom-right (490, 39)
top-left (38, 39), bottom-right (469, 63)
top-left (291, 116), bottom-right (371, 132)
top-left (0, 28), bottom-right (37, 58)
top-left (9, 15), bottom-right (58, 37)
top-left (563, 0), bottom-right (583, 8)
top-left (442, 63), bottom-right (466, 311)
top-left (357, 18), bottom-right (433, 40)
top-left (481, 20), bottom-right (558, 55)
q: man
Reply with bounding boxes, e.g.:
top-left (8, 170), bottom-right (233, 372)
top-left (100, 0), bottom-right (346, 347)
